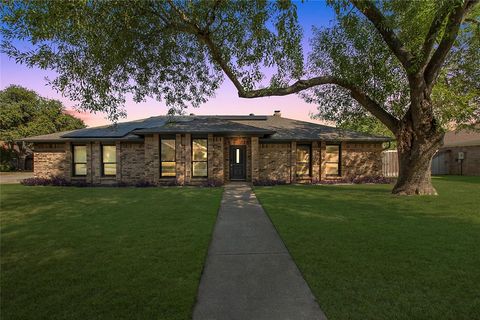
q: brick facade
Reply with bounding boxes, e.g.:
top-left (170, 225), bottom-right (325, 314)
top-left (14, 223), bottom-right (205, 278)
top-left (257, 141), bottom-right (383, 183)
top-left (120, 142), bottom-right (145, 184)
top-left (342, 142), bottom-right (383, 179)
top-left (258, 143), bottom-right (291, 182)
top-left (32, 139), bottom-right (385, 185)
top-left (33, 143), bottom-right (67, 178)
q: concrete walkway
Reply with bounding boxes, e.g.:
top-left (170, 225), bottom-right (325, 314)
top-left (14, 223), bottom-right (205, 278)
top-left (193, 183), bottom-right (326, 320)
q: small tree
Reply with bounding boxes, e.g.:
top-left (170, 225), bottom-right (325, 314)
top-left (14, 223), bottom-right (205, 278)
top-left (1, 0), bottom-right (478, 193)
top-left (0, 85), bottom-right (86, 170)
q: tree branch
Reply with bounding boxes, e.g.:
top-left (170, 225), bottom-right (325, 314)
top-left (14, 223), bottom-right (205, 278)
top-left (350, 0), bottom-right (415, 72)
top-left (424, 0), bottom-right (479, 86)
top-left (465, 17), bottom-right (480, 25)
top-left (199, 35), bottom-right (246, 95)
top-left (238, 76), bottom-right (399, 133)
top-left (420, 2), bottom-right (452, 68)
top-left (157, 0), bottom-right (400, 133)
top-left (205, 0), bottom-right (222, 29)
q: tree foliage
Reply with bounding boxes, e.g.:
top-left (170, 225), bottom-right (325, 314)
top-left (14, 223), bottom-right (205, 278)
top-left (2, 0), bottom-right (477, 128)
top-left (305, 0), bottom-right (479, 131)
top-left (0, 85), bottom-right (86, 142)
top-left (1, 0), bottom-right (302, 120)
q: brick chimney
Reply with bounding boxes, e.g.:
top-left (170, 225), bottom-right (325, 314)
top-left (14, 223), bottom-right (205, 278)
top-left (273, 110), bottom-right (281, 117)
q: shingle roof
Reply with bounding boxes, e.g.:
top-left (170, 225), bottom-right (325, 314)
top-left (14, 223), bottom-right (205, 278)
top-left (21, 114), bottom-right (391, 142)
top-left (61, 116), bottom-right (168, 138)
top-left (233, 116), bottom-right (390, 142)
top-left (22, 131), bottom-right (143, 142)
top-left (133, 117), bottom-right (274, 135)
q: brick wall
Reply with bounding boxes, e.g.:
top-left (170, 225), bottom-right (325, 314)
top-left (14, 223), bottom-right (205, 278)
top-left (33, 143), bottom-right (67, 178)
top-left (445, 145), bottom-right (480, 176)
top-left (212, 136), bottom-right (224, 182)
top-left (258, 141), bottom-right (384, 183)
top-left (342, 142), bottom-right (383, 178)
top-left (121, 142), bottom-right (145, 183)
top-left (259, 143), bottom-right (291, 182)
top-left (32, 139), bottom-right (385, 185)
top-left (144, 135), bottom-right (159, 184)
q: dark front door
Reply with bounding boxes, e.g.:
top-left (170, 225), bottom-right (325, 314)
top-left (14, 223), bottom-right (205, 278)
top-left (229, 145), bottom-right (246, 180)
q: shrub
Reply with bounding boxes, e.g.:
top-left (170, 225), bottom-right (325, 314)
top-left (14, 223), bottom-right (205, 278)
top-left (316, 178), bottom-right (351, 185)
top-left (21, 177), bottom-right (51, 186)
top-left (315, 176), bottom-right (393, 185)
top-left (72, 180), bottom-right (89, 187)
top-left (351, 176), bottom-right (393, 184)
top-left (50, 176), bottom-right (71, 186)
top-left (253, 179), bottom-right (288, 186)
top-left (0, 163), bottom-right (14, 172)
top-left (163, 179), bottom-right (180, 187)
top-left (21, 176), bottom-right (71, 186)
top-left (200, 179), bottom-right (223, 187)
top-left (135, 180), bottom-right (155, 188)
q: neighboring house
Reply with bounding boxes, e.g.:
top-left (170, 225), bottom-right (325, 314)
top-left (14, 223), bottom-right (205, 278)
top-left (0, 141), bottom-right (33, 171)
top-left (432, 127), bottom-right (480, 176)
top-left (22, 111), bottom-right (390, 185)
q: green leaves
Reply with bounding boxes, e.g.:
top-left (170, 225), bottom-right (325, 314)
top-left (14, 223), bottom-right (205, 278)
top-left (1, 0), bottom-right (303, 120)
top-left (0, 85), bottom-right (86, 142)
top-left (306, 0), bottom-right (479, 131)
top-left (1, 0), bottom-right (477, 131)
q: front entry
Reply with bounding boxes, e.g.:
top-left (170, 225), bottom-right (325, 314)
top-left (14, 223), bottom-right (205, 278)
top-left (229, 145), bottom-right (247, 181)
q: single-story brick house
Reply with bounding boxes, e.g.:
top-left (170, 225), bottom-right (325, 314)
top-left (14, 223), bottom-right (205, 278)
top-left (23, 111), bottom-right (390, 185)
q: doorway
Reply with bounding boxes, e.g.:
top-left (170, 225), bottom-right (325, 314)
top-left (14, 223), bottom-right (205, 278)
top-left (229, 145), bottom-right (246, 180)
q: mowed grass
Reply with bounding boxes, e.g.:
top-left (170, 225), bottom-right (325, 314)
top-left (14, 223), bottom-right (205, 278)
top-left (255, 176), bottom-right (480, 320)
top-left (0, 185), bottom-right (223, 320)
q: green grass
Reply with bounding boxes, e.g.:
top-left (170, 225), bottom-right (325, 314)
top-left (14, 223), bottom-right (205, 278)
top-left (254, 176), bottom-right (480, 320)
top-left (0, 185), bottom-right (223, 320)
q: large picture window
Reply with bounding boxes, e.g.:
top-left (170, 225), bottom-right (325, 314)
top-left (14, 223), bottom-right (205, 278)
top-left (73, 145), bottom-right (87, 176)
top-left (325, 144), bottom-right (341, 176)
top-left (296, 144), bottom-right (311, 177)
top-left (161, 138), bottom-right (176, 177)
top-left (192, 139), bottom-right (207, 177)
top-left (102, 145), bottom-right (116, 176)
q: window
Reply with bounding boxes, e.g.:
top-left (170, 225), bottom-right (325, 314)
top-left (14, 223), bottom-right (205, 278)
top-left (296, 144), bottom-right (311, 177)
top-left (192, 139), bottom-right (207, 177)
top-left (102, 145), bottom-right (116, 176)
top-left (161, 138), bottom-right (176, 177)
top-left (325, 144), bottom-right (341, 176)
top-left (73, 145), bottom-right (87, 176)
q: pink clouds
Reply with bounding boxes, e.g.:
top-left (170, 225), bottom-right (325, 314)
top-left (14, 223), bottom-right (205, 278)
top-left (63, 108), bottom-right (97, 124)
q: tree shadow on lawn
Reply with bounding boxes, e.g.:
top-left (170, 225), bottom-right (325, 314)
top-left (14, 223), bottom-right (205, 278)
top-left (255, 182), bottom-right (480, 320)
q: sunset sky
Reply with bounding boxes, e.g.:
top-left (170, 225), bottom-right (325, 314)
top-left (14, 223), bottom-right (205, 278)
top-left (0, 1), bottom-right (335, 127)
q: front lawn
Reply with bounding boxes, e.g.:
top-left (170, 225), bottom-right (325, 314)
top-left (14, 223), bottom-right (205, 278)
top-left (0, 185), bottom-right (222, 320)
top-left (255, 176), bottom-right (480, 320)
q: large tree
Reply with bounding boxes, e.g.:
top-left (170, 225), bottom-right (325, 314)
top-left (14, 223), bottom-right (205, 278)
top-left (0, 85), bottom-right (86, 170)
top-left (1, 0), bottom-right (478, 194)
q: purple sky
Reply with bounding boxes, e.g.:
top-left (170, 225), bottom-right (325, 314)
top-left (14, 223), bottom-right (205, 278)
top-left (0, 1), bottom-right (335, 127)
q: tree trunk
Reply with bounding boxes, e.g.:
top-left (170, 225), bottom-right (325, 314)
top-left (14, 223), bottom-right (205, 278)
top-left (392, 109), bottom-right (444, 195)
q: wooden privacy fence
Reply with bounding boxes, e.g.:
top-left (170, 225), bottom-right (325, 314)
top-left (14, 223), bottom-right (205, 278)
top-left (382, 150), bottom-right (399, 177)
